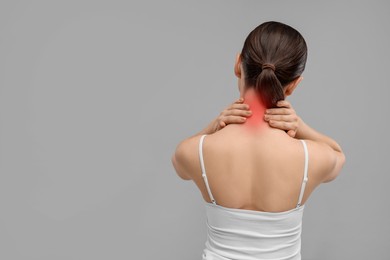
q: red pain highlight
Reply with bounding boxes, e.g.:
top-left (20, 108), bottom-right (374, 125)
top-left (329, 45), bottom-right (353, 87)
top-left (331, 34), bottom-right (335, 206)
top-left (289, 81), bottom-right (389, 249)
top-left (243, 92), bottom-right (267, 131)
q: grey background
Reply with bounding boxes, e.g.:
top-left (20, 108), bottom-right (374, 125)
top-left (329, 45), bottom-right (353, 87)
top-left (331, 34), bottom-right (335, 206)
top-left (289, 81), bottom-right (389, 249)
top-left (0, 0), bottom-right (389, 259)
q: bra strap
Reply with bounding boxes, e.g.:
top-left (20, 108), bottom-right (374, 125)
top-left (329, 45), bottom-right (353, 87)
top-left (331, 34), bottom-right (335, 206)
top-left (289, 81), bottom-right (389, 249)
top-left (297, 139), bottom-right (309, 207)
top-left (198, 135), bottom-right (216, 204)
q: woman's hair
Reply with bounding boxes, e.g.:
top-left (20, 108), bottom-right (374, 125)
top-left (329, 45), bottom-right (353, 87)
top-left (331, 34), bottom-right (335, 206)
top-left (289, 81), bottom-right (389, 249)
top-left (241, 21), bottom-right (308, 108)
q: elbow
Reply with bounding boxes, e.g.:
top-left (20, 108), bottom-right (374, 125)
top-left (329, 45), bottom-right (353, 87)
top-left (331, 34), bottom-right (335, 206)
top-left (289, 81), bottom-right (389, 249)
top-left (324, 151), bottom-right (346, 183)
top-left (171, 150), bottom-right (191, 181)
top-left (337, 151), bottom-right (346, 178)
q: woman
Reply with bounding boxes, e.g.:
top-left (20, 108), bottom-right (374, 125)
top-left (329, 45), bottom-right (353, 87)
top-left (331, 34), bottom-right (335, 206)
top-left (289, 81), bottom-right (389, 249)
top-left (172, 21), bottom-right (345, 260)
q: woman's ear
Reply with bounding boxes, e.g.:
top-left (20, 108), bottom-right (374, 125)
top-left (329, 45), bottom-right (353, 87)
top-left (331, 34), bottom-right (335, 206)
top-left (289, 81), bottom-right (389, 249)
top-left (234, 53), bottom-right (242, 78)
top-left (284, 76), bottom-right (303, 96)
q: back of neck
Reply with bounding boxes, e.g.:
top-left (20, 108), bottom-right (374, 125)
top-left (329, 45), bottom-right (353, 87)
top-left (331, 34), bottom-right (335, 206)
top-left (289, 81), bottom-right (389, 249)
top-left (241, 89), bottom-right (267, 132)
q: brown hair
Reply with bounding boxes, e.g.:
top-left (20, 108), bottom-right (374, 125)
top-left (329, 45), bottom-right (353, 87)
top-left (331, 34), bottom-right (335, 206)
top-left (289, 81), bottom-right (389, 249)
top-left (241, 21), bottom-right (308, 108)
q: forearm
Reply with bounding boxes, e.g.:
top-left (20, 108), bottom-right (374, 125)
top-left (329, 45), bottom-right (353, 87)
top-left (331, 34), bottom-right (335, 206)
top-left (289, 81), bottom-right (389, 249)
top-left (295, 117), bottom-right (343, 153)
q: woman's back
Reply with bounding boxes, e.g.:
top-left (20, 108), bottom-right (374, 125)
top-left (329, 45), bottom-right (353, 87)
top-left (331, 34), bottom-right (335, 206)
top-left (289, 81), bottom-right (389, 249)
top-left (192, 122), bottom-right (319, 213)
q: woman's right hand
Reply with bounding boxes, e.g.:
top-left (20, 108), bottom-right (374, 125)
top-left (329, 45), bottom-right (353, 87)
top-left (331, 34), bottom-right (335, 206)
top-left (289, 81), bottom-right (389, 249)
top-left (264, 100), bottom-right (300, 137)
top-left (215, 98), bottom-right (252, 131)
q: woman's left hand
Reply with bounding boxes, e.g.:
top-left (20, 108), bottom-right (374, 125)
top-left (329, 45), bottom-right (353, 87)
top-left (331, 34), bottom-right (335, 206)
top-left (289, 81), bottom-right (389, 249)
top-left (264, 100), bottom-right (300, 137)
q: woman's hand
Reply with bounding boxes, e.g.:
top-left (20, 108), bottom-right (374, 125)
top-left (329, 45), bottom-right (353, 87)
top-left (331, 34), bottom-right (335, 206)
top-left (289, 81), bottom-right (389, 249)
top-left (264, 100), bottom-right (300, 137)
top-left (214, 98), bottom-right (252, 131)
top-left (195, 98), bottom-right (252, 136)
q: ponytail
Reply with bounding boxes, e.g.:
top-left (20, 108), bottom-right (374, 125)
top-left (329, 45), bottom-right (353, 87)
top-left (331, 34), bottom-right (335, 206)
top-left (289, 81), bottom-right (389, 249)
top-left (255, 63), bottom-right (284, 108)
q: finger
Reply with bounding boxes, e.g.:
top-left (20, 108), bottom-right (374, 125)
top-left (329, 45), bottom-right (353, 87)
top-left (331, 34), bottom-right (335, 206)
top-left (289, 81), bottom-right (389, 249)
top-left (227, 109), bottom-right (252, 117)
top-left (264, 114), bottom-right (296, 122)
top-left (265, 108), bottom-right (290, 115)
top-left (228, 103), bottom-right (250, 111)
top-left (276, 100), bottom-right (291, 108)
top-left (268, 120), bottom-right (296, 131)
top-left (287, 129), bottom-right (296, 138)
top-left (220, 108), bottom-right (252, 118)
top-left (222, 115), bottom-right (247, 125)
top-left (232, 98), bottom-right (244, 105)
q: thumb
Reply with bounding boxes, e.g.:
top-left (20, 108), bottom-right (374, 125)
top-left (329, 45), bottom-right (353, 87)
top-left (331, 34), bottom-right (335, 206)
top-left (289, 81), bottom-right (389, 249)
top-left (287, 130), bottom-right (296, 138)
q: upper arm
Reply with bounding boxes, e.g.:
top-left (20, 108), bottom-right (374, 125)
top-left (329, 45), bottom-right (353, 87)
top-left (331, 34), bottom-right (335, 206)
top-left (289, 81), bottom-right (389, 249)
top-left (171, 136), bottom-right (200, 180)
top-left (306, 140), bottom-right (346, 183)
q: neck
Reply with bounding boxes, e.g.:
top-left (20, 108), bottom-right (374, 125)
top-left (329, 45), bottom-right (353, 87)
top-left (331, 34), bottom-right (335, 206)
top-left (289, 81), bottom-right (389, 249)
top-left (241, 88), bottom-right (267, 131)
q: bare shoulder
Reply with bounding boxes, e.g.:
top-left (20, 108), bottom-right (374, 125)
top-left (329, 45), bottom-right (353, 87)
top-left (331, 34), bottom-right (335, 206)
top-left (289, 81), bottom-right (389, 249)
top-left (303, 139), bottom-right (345, 184)
top-left (171, 135), bottom-right (204, 180)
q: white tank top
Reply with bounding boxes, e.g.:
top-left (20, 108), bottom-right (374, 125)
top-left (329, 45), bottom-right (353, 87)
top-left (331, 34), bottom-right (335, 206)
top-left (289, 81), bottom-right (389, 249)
top-left (198, 134), bottom-right (309, 260)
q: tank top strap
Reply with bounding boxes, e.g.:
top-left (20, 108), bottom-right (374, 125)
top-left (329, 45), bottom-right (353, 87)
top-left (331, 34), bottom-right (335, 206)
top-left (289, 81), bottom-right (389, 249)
top-left (198, 134), bottom-right (216, 205)
top-left (297, 139), bottom-right (309, 207)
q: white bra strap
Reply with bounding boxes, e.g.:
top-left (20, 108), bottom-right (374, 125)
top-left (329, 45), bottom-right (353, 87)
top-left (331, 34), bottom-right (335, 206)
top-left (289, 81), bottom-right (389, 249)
top-left (198, 135), bottom-right (216, 204)
top-left (297, 139), bottom-right (309, 207)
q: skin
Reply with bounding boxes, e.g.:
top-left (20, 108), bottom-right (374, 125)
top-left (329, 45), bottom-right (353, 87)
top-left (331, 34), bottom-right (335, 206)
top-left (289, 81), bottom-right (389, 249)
top-left (172, 53), bottom-right (345, 213)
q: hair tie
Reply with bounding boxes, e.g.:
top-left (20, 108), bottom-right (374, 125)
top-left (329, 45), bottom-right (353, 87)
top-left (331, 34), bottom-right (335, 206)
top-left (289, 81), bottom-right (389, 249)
top-left (262, 63), bottom-right (276, 72)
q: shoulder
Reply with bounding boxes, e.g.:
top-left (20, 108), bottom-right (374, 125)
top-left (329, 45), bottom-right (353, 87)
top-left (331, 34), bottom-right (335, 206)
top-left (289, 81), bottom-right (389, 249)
top-left (171, 135), bottom-right (204, 180)
top-left (303, 139), bottom-right (345, 184)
